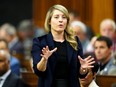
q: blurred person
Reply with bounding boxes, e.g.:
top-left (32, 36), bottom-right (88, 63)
top-left (17, 19), bottom-right (35, 59)
top-left (108, 51), bottom-right (116, 75)
top-left (69, 10), bottom-right (94, 40)
top-left (69, 10), bottom-right (81, 23)
top-left (0, 23), bottom-right (24, 58)
top-left (87, 19), bottom-right (116, 53)
top-left (34, 27), bottom-right (46, 37)
top-left (71, 21), bottom-right (90, 54)
top-left (17, 19), bottom-right (34, 41)
top-left (100, 19), bottom-right (116, 39)
top-left (31, 4), bottom-right (95, 87)
top-left (0, 50), bottom-right (26, 87)
top-left (0, 39), bottom-right (20, 76)
top-left (80, 61), bottom-right (99, 87)
top-left (100, 19), bottom-right (116, 52)
top-left (94, 36), bottom-right (116, 75)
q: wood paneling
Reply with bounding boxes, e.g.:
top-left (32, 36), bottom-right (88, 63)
top-left (33, 0), bottom-right (115, 34)
top-left (33, 0), bottom-right (85, 28)
top-left (91, 0), bottom-right (115, 34)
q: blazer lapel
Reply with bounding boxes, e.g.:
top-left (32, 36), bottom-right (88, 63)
top-left (66, 41), bottom-right (74, 64)
top-left (46, 33), bottom-right (55, 49)
top-left (46, 33), bottom-right (58, 72)
top-left (46, 33), bottom-right (74, 67)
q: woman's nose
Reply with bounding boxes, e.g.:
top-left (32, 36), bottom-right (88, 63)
top-left (59, 17), bottom-right (63, 22)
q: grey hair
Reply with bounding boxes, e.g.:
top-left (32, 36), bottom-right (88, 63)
top-left (71, 21), bottom-right (87, 33)
top-left (100, 19), bottom-right (116, 30)
top-left (0, 50), bottom-right (10, 61)
top-left (0, 23), bottom-right (17, 36)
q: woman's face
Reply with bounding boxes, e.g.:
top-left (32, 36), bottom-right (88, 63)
top-left (50, 9), bottom-right (68, 33)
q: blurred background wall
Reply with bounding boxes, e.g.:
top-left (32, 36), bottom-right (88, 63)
top-left (33, 0), bottom-right (116, 35)
top-left (0, 0), bottom-right (115, 34)
top-left (0, 0), bottom-right (32, 26)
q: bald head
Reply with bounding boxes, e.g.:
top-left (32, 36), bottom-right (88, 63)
top-left (0, 50), bottom-right (10, 76)
top-left (0, 50), bottom-right (10, 61)
top-left (100, 19), bottom-right (116, 39)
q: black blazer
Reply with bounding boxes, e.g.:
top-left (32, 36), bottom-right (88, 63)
top-left (31, 33), bottom-right (83, 87)
top-left (3, 72), bottom-right (26, 87)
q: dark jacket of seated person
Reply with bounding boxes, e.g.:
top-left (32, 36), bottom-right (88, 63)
top-left (0, 39), bottom-right (20, 76)
top-left (10, 56), bottom-right (20, 76)
top-left (0, 50), bottom-right (26, 87)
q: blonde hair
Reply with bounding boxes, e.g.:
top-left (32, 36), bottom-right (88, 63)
top-left (44, 4), bottom-right (78, 50)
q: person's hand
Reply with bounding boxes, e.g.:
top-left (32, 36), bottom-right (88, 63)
top-left (78, 55), bottom-right (95, 69)
top-left (41, 46), bottom-right (57, 60)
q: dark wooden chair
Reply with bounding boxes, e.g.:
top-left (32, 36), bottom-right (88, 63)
top-left (20, 59), bottom-right (33, 72)
top-left (21, 72), bottom-right (38, 87)
top-left (96, 75), bottom-right (116, 87)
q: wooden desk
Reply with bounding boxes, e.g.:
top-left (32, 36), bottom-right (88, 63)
top-left (96, 75), bottom-right (116, 87)
top-left (21, 72), bottom-right (38, 87)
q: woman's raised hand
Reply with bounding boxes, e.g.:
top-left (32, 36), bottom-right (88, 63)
top-left (78, 55), bottom-right (95, 69)
top-left (41, 46), bottom-right (57, 60)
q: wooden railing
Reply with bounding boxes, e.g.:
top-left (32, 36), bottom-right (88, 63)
top-left (21, 72), bottom-right (38, 87)
top-left (96, 75), bottom-right (116, 87)
top-left (21, 72), bottom-right (116, 87)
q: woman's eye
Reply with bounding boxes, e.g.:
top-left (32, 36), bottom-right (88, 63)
top-left (63, 16), bottom-right (66, 18)
top-left (54, 16), bottom-right (58, 18)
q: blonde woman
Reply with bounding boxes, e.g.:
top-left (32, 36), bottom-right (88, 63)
top-left (31, 4), bottom-right (95, 87)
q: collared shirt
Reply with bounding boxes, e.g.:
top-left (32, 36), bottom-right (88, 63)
top-left (88, 80), bottom-right (99, 87)
top-left (98, 57), bottom-right (115, 75)
top-left (0, 70), bottom-right (11, 87)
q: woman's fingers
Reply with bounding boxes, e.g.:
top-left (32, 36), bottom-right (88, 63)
top-left (88, 61), bottom-right (95, 65)
top-left (46, 46), bottom-right (49, 51)
top-left (42, 47), bottom-right (46, 53)
top-left (41, 46), bottom-right (57, 59)
top-left (84, 56), bottom-right (92, 61)
top-left (78, 56), bottom-right (84, 62)
top-left (42, 46), bottom-right (57, 53)
top-left (51, 47), bottom-right (57, 53)
top-left (86, 57), bottom-right (94, 63)
top-left (42, 46), bottom-right (49, 53)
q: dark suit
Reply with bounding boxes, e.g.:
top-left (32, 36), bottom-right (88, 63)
top-left (10, 56), bottom-right (20, 76)
top-left (31, 33), bottom-right (83, 87)
top-left (2, 72), bottom-right (26, 87)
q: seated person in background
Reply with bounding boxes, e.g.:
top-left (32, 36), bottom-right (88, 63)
top-left (99, 19), bottom-right (116, 52)
top-left (80, 60), bottom-right (99, 87)
top-left (107, 51), bottom-right (116, 75)
top-left (69, 9), bottom-right (94, 40)
top-left (0, 23), bottom-right (25, 59)
top-left (70, 21), bottom-right (90, 54)
top-left (0, 50), bottom-right (26, 87)
top-left (0, 39), bottom-right (20, 76)
top-left (87, 19), bottom-right (116, 53)
top-left (17, 20), bottom-right (34, 59)
top-left (94, 36), bottom-right (116, 75)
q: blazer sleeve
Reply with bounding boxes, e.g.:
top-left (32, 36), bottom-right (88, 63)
top-left (31, 37), bottom-right (47, 77)
top-left (76, 36), bottom-right (83, 58)
top-left (76, 37), bottom-right (89, 78)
